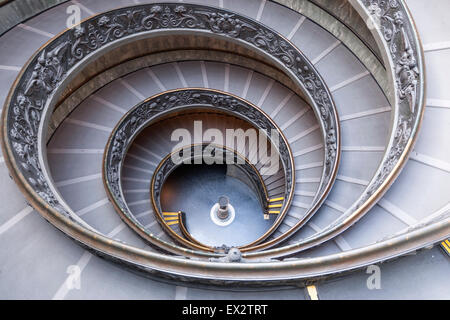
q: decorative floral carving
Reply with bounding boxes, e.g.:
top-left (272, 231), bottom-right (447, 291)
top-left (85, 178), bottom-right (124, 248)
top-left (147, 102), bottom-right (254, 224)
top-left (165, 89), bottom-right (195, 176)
top-left (6, 4), bottom-right (338, 237)
top-left (260, 1), bottom-right (424, 249)
top-left (366, 113), bottom-right (412, 194)
top-left (2, 1), bottom-right (427, 275)
top-left (209, 247), bottom-right (276, 263)
top-left (355, 0), bottom-right (421, 204)
top-left (26, 42), bottom-right (69, 98)
top-left (9, 42), bottom-right (70, 213)
top-left (200, 12), bottom-right (255, 37)
top-left (396, 35), bottom-right (419, 113)
top-left (366, 0), bottom-right (419, 113)
top-left (105, 90), bottom-right (294, 229)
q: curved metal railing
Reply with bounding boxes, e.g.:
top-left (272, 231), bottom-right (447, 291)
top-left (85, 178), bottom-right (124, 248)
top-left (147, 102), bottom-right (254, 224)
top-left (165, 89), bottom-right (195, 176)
top-left (1, 1), bottom-right (442, 285)
top-left (150, 143), bottom-right (274, 250)
top-left (243, 0), bottom-right (430, 258)
top-left (104, 89), bottom-right (294, 253)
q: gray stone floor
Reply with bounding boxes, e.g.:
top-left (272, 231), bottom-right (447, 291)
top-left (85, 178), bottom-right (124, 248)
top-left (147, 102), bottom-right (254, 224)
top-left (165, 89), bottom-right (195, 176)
top-left (317, 246), bottom-right (449, 300)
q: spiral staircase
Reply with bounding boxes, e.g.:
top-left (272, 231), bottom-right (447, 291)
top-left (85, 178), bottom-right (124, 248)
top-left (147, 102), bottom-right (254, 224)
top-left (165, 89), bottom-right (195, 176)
top-left (0, 0), bottom-right (448, 299)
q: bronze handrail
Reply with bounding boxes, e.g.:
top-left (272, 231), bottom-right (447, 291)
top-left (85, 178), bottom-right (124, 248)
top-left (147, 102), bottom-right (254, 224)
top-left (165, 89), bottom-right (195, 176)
top-left (149, 143), bottom-right (275, 251)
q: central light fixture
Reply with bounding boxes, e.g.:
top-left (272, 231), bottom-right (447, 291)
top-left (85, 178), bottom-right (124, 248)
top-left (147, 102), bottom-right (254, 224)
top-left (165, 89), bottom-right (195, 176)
top-left (210, 196), bottom-right (236, 227)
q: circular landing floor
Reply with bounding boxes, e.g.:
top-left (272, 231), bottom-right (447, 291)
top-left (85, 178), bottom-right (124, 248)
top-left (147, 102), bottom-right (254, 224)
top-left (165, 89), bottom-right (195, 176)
top-left (160, 164), bottom-right (275, 247)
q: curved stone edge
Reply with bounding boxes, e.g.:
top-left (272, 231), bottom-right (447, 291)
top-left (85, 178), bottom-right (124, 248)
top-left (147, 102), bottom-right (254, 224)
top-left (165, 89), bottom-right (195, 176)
top-left (3, 3), bottom-right (339, 225)
top-left (104, 89), bottom-right (295, 254)
top-left (47, 50), bottom-right (306, 140)
top-left (150, 143), bottom-right (272, 250)
top-left (2, 2), bottom-right (339, 259)
top-left (243, 0), bottom-right (429, 258)
top-left (0, 1), bottom-right (446, 284)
